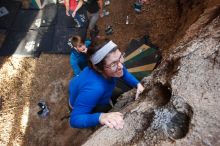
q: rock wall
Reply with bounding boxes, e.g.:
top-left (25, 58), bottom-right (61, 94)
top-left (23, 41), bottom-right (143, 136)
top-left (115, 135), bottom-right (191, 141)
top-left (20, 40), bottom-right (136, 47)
top-left (82, 3), bottom-right (220, 146)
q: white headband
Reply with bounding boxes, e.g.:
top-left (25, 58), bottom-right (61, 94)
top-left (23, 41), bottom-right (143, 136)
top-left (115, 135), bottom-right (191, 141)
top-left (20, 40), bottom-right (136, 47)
top-left (90, 41), bottom-right (117, 65)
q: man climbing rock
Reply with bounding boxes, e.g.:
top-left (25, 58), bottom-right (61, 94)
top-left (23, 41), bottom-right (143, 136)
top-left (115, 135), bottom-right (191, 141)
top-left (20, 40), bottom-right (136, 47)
top-left (68, 40), bottom-right (144, 129)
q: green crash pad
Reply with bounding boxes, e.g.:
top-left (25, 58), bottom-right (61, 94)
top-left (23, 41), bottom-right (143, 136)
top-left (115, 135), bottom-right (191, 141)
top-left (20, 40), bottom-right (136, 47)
top-left (124, 43), bottom-right (161, 80)
top-left (115, 36), bottom-right (161, 94)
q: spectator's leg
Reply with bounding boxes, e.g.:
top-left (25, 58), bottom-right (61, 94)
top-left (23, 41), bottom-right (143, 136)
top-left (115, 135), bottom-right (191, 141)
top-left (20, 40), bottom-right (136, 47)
top-left (88, 11), bottom-right (99, 31)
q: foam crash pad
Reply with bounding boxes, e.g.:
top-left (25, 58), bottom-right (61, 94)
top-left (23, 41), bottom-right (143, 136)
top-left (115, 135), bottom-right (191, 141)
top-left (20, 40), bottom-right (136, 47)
top-left (0, 0), bottom-right (21, 29)
top-left (0, 27), bottom-right (54, 57)
top-left (12, 9), bottom-right (39, 30)
top-left (12, 4), bottom-right (57, 31)
top-left (26, 0), bottom-right (57, 10)
top-left (40, 4), bottom-right (57, 27)
top-left (57, 4), bottom-right (88, 28)
top-left (124, 36), bottom-right (161, 80)
top-left (57, 5), bottom-right (75, 28)
top-left (45, 27), bottom-right (87, 54)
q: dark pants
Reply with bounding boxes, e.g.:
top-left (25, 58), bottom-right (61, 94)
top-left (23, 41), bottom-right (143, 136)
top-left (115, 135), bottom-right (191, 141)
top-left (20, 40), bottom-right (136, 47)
top-left (69, 10), bottom-right (85, 27)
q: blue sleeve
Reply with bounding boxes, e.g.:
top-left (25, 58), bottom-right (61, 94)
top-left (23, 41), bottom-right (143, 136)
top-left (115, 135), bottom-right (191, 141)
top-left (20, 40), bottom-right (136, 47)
top-left (69, 77), bottom-right (77, 108)
top-left (70, 85), bottom-right (103, 128)
top-left (70, 52), bottom-right (81, 76)
top-left (85, 40), bottom-right (91, 47)
top-left (121, 67), bottom-right (139, 88)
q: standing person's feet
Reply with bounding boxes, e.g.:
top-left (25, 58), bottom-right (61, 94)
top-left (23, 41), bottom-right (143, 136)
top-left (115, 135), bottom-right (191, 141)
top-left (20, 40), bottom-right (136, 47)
top-left (104, 0), bottom-right (110, 6)
top-left (101, 9), bottom-right (110, 17)
top-left (105, 25), bottom-right (113, 35)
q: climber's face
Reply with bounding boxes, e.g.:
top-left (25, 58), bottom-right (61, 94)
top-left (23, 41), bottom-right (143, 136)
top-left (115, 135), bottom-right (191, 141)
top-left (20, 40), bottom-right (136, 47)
top-left (103, 49), bottom-right (125, 78)
top-left (77, 44), bottom-right (87, 53)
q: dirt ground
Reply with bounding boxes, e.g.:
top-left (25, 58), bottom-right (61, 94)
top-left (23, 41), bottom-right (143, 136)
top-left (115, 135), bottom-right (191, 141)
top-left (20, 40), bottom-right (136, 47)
top-left (0, 0), bottom-right (208, 145)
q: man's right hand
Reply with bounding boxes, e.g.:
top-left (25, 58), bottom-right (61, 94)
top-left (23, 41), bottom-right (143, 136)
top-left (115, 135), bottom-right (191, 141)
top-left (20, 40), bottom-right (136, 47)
top-left (99, 112), bottom-right (124, 130)
top-left (66, 9), bottom-right (70, 16)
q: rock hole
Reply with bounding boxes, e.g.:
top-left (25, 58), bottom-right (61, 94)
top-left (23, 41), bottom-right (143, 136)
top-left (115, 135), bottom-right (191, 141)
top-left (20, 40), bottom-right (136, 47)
top-left (164, 112), bottom-right (190, 140)
top-left (147, 83), bottom-right (172, 106)
top-left (164, 96), bottom-right (193, 140)
top-left (172, 96), bottom-right (194, 117)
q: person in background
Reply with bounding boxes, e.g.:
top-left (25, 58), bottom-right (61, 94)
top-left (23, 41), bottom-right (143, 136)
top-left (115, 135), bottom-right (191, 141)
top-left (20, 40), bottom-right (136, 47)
top-left (84, 0), bottom-right (103, 40)
top-left (68, 40), bottom-right (144, 129)
top-left (64, 0), bottom-right (85, 28)
top-left (68, 35), bottom-right (91, 76)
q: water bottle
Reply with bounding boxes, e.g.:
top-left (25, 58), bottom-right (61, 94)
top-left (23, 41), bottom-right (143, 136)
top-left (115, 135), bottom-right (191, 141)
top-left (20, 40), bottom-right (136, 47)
top-left (126, 16), bottom-right (129, 25)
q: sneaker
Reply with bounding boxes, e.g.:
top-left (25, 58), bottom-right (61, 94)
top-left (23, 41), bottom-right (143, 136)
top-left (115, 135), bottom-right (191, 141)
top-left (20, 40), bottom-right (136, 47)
top-left (104, 0), bottom-right (110, 6)
top-left (134, 2), bottom-right (142, 13)
top-left (134, 7), bottom-right (142, 13)
top-left (101, 9), bottom-right (110, 17)
top-left (104, 10), bottom-right (110, 16)
top-left (105, 25), bottom-right (113, 35)
top-left (37, 101), bottom-right (49, 118)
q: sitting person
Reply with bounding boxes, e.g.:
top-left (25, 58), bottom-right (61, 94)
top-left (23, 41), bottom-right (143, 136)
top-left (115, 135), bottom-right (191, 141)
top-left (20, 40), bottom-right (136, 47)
top-left (68, 40), bottom-right (144, 129)
top-left (69, 35), bottom-right (91, 76)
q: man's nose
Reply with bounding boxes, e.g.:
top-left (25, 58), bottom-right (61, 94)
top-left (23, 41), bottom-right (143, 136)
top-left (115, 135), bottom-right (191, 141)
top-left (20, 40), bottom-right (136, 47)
top-left (117, 62), bottom-right (123, 69)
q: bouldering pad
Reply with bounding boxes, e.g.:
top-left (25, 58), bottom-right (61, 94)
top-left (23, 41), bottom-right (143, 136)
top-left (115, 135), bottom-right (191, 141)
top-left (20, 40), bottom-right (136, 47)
top-left (0, 27), bottom-right (54, 57)
top-left (0, 0), bottom-right (21, 29)
top-left (12, 4), bottom-right (57, 31)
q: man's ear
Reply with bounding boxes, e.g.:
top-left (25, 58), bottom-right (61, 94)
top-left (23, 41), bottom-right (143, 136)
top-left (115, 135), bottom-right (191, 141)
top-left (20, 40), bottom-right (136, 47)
top-left (92, 64), bottom-right (104, 74)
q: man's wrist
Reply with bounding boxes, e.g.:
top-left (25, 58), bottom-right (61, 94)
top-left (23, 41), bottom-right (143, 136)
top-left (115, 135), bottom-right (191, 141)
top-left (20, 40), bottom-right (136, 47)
top-left (99, 113), bottom-right (104, 124)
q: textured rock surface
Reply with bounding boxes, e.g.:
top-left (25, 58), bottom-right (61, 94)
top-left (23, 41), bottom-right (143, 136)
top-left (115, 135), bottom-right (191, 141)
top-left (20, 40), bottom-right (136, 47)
top-left (83, 4), bottom-right (220, 146)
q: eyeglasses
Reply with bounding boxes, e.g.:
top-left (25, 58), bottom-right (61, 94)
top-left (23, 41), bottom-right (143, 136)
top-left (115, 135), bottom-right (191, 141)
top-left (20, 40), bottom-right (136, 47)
top-left (105, 52), bottom-right (125, 72)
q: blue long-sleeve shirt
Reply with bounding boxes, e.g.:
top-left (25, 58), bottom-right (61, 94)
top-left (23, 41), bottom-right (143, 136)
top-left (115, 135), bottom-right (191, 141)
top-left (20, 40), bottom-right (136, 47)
top-left (69, 66), bottom-right (139, 128)
top-left (70, 40), bottom-right (91, 76)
